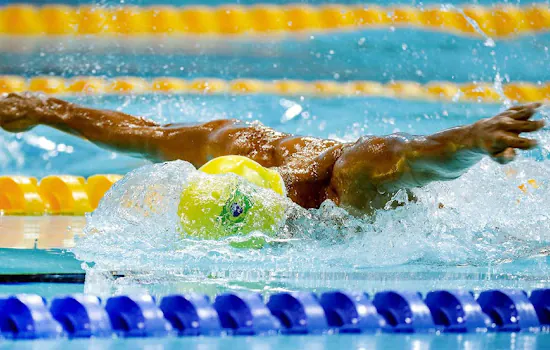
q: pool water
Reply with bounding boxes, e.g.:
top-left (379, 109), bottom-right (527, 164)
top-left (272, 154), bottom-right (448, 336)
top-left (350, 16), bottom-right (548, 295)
top-left (0, 333), bottom-right (548, 350)
top-left (0, 4), bottom-right (549, 348)
top-left (1, 94), bottom-right (549, 298)
top-left (3, 28), bottom-right (549, 82)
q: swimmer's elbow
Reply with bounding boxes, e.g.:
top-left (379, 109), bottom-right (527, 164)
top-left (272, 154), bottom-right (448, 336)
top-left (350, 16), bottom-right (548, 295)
top-left (334, 136), bottom-right (408, 188)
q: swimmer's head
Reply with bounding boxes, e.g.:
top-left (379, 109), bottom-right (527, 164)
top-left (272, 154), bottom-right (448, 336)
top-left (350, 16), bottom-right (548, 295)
top-left (178, 156), bottom-right (287, 240)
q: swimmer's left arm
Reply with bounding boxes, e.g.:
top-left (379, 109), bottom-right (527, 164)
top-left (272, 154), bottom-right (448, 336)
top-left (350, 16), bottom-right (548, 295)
top-left (330, 103), bottom-right (544, 211)
top-left (0, 92), bottom-right (323, 169)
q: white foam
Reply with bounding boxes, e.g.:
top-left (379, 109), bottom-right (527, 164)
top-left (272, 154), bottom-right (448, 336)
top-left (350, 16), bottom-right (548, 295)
top-left (73, 158), bottom-right (550, 267)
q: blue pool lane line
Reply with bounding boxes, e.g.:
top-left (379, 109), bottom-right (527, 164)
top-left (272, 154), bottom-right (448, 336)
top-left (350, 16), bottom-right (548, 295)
top-left (0, 289), bottom-right (547, 339)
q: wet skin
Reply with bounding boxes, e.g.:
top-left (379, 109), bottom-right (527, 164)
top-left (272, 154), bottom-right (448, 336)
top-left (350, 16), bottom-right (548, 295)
top-left (0, 93), bottom-right (544, 215)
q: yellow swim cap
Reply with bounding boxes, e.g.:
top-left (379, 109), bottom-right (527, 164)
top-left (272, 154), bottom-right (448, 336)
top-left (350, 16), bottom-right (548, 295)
top-left (178, 156), bottom-right (287, 242)
top-left (199, 155), bottom-right (286, 196)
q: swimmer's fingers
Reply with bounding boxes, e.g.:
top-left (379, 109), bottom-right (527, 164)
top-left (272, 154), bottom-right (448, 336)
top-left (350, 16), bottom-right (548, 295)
top-left (504, 103), bottom-right (542, 120)
top-left (498, 109), bottom-right (535, 122)
top-left (492, 148), bottom-right (516, 165)
top-left (505, 102), bottom-right (542, 113)
top-left (498, 133), bottom-right (538, 150)
top-left (502, 119), bottom-right (545, 133)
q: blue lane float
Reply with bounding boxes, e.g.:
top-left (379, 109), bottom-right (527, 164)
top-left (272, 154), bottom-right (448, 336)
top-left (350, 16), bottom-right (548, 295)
top-left (159, 294), bottom-right (221, 336)
top-left (530, 289), bottom-right (550, 326)
top-left (372, 291), bottom-right (438, 333)
top-left (50, 295), bottom-right (112, 338)
top-left (105, 295), bottom-right (173, 337)
top-left (477, 289), bottom-right (540, 332)
top-left (266, 292), bottom-right (328, 334)
top-left (0, 289), bottom-right (547, 339)
top-left (213, 292), bottom-right (281, 335)
top-left (0, 294), bottom-right (63, 339)
top-left (319, 291), bottom-right (386, 333)
top-left (425, 290), bottom-right (491, 333)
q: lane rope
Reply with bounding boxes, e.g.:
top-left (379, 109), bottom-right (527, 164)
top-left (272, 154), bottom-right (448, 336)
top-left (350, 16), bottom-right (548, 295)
top-left (1, 75), bottom-right (549, 103)
top-left (0, 289), bottom-right (547, 338)
top-left (0, 4), bottom-right (548, 38)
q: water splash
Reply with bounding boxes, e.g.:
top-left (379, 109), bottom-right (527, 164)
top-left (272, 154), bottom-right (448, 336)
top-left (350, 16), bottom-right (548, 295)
top-left (532, 105), bottom-right (550, 158)
top-left (448, 5), bottom-right (495, 48)
top-left (72, 142), bottom-right (550, 296)
top-left (442, 4), bottom-right (511, 106)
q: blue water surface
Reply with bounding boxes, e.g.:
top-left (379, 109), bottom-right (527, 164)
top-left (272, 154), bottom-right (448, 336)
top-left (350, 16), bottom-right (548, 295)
top-left (2, 30), bottom-right (549, 82)
top-left (1, 333), bottom-right (549, 350)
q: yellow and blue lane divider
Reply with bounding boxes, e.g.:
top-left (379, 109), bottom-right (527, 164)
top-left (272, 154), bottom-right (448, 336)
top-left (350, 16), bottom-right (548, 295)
top-left (0, 4), bottom-right (549, 38)
top-left (1, 75), bottom-right (549, 103)
top-left (0, 289), bottom-right (547, 338)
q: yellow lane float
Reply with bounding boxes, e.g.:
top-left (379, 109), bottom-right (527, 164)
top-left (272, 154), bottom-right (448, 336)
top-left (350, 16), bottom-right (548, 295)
top-left (1, 75), bottom-right (549, 103)
top-left (0, 174), bottom-right (121, 215)
top-left (0, 4), bottom-right (548, 38)
top-left (0, 176), bottom-right (44, 215)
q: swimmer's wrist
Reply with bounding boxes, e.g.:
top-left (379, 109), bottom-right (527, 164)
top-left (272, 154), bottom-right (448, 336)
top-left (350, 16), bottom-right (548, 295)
top-left (39, 97), bottom-right (73, 125)
top-left (459, 122), bottom-right (485, 155)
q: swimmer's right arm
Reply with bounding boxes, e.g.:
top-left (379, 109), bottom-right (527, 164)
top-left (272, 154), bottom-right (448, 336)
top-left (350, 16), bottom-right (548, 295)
top-left (330, 103), bottom-right (544, 213)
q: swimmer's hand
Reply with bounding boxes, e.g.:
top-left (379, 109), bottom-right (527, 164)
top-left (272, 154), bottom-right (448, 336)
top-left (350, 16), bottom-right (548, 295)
top-left (0, 92), bottom-right (50, 133)
top-left (472, 103), bottom-right (544, 164)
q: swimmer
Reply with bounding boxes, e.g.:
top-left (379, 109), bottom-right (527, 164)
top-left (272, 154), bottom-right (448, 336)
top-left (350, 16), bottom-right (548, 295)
top-left (0, 93), bottom-right (544, 216)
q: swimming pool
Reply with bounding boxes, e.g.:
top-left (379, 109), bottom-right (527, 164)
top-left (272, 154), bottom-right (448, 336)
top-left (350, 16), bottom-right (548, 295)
top-left (1, 2), bottom-right (549, 348)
